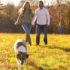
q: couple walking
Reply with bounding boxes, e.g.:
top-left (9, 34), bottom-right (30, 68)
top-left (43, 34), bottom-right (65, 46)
top-left (15, 1), bottom-right (50, 46)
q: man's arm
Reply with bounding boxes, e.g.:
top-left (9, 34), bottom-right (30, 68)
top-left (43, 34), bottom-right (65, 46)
top-left (46, 10), bottom-right (50, 26)
top-left (32, 9), bottom-right (38, 26)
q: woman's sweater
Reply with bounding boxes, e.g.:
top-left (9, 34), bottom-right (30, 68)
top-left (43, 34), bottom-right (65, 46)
top-left (16, 10), bottom-right (33, 25)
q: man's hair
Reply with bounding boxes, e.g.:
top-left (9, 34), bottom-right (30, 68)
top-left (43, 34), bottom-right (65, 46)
top-left (39, 1), bottom-right (44, 4)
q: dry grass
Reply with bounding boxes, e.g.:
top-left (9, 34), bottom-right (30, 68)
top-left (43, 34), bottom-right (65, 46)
top-left (0, 33), bottom-right (70, 70)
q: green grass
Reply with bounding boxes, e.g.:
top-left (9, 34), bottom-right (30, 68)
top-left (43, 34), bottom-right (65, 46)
top-left (0, 33), bottom-right (70, 70)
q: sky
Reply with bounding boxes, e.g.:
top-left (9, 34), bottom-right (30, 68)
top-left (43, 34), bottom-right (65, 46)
top-left (1, 0), bottom-right (20, 6)
top-left (1, 0), bottom-right (57, 6)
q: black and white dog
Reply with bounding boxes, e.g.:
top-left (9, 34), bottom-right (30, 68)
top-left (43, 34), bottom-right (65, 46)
top-left (14, 39), bottom-right (29, 70)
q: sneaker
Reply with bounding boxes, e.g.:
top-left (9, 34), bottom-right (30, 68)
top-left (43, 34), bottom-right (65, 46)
top-left (45, 42), bottom-right (47, 45)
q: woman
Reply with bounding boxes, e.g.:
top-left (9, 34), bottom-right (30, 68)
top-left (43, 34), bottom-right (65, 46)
top-left (15, 2), bottom-right (33, 45)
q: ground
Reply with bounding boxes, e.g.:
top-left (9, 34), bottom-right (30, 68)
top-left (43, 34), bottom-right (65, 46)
top-left (0, 33), bottom-right (70, 70)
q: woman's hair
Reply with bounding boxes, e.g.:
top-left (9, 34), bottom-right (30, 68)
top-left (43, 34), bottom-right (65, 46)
top-left (22, 2), bottom-right (32, 14)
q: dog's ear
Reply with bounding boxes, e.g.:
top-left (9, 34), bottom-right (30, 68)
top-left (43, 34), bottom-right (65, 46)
top-left (22, 53), bottom-right (29, 59)
top-left (26, 54), bottom-right (29, 58)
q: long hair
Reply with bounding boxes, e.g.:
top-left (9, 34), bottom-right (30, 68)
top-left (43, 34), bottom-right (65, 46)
top-left (22, 2), bottom-right (32, 14)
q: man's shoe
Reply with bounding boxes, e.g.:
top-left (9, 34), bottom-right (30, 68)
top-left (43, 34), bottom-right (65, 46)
top-left (45, 42), bottom-right (47, 45)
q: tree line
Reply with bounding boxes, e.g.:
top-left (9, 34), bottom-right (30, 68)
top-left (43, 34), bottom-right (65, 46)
top-left (0, 2), bottom-right (70, 33)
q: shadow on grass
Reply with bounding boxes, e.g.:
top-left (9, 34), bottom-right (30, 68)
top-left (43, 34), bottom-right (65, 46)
top-left (39, 45), bottom-right (48, 48)
top-left (38, 67), bottom-right (45, 70)
top-left (26, 58), bottom-right (45, 70)
top-left (48, 45), bottom-right (70, 52)
top-left (38, 44), bottom-right (70, 52)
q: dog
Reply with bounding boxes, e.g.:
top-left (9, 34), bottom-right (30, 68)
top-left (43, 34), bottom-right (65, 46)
top-left (14, 39), bottom-right (29, 70)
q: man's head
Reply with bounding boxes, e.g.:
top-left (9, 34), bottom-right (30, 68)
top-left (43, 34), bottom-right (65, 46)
top-left (39, 1), bottom-right (44, 9)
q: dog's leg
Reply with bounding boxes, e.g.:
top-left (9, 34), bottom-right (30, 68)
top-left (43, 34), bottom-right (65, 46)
top-left (18, 65), bottom-right (21, 70)
top-left (16, 58), bottom-right (22, 70)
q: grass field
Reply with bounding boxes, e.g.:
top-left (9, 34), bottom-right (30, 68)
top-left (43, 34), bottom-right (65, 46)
top-left (0, 33), bottom-right (70, 70)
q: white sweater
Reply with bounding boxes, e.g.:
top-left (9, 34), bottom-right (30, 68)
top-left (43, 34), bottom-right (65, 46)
top-left (14, 45), bottom-right (26, 53)
top-left (32, 8), bottom-right (50, 25)
top-left (14, 39), bottom-right (26, 53)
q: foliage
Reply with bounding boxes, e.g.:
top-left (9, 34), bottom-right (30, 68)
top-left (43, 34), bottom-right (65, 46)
top-left (0, 3), bottom-right (70, 33)
top-left (49, 4), bottom-right (69, 33)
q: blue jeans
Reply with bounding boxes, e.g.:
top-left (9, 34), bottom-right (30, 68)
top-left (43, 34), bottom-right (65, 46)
top-left (21, 22), bottom-right (31, 45)
top-left (22, 23), bottom-right (31, 35)
top-left (36, 24), bottom-right (47, 45)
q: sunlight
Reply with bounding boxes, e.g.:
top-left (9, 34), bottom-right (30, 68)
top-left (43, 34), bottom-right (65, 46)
top-left (1, 0), bottom-right (58, 6)
top-left (1, 0), bottom-right (20, 6)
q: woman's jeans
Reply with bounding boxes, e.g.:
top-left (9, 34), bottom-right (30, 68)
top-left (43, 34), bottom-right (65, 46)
top-left (22, 23), bottom-right (31, 45)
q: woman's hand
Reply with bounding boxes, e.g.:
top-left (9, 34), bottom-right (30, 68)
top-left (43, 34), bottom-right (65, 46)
top-left (15, 21), bottom-right (19, 25)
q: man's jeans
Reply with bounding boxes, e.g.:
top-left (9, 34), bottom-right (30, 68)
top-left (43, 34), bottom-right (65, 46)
top-left (36, 24), bottom-right (47, 45)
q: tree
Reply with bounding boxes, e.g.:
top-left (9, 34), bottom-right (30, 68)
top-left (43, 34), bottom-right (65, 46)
top-left (67, 2), bottom-right (70, 33)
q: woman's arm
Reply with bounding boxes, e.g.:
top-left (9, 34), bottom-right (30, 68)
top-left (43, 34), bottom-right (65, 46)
top-left (15, 9), bottom-right (23, 25)
top-left (32, 15), bottom-right (37, 25)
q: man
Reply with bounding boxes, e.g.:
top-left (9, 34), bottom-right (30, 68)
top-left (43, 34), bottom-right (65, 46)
top-left (32, 1), bottom-right (50, 45)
